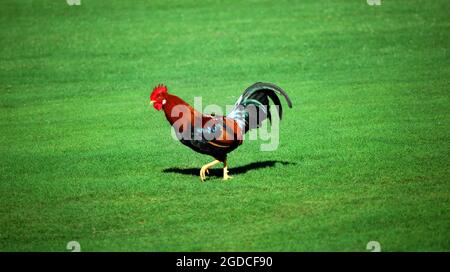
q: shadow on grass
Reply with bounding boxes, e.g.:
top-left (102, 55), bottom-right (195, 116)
top-left (163, 160), bottom-right (295, 177)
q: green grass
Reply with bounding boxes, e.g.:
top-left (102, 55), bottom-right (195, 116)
top-left (0, 0), bottom-right (449, 251)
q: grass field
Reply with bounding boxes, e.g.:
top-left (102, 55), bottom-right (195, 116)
top-left (0, 0), bottom-right (449, 251)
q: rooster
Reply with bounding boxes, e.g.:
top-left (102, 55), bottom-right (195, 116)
top-left (149, 82), bottom-right (292, 181)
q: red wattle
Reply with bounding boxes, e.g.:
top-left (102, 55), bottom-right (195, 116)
top-left (154, 102), bottom-right (163, 111)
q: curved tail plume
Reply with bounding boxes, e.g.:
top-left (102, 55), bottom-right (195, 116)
top-left (228, 82), bottom-right (292, 133)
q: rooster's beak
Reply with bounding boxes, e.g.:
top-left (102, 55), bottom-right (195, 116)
top-left (150, 100), bottom-right (155, 105)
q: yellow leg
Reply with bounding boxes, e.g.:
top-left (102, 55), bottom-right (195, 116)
top-left (223, 159), bottom-right (232, 180)
top-left (200, 160), bottom-right (220, 182)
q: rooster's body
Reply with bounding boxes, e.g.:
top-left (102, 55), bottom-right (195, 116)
top-left (149, 82), bottom-right (292, 181)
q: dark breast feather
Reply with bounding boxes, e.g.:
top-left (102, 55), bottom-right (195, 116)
top-left (178, 116), bottom-right (242, 161)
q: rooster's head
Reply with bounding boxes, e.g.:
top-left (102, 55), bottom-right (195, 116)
top-left (150, 84), bottom-right (168, 111)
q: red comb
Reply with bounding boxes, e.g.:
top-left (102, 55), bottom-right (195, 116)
top-left (150, 84), bottom-right (168, 100)
top-left (153, 84), bottom-right (167, 93)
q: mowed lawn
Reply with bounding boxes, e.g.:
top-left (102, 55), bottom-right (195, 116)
top-left (0, 0), bottom-right (449, 251)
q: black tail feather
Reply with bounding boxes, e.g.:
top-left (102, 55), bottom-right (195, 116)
top-left (228, 82), bottom-right (293, 133)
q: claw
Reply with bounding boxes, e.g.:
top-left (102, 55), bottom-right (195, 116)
top-left (223, 174), bottom-right (233, 181)
top-left (199, 160), bottom-right (220, 182)
top-left (223, 169), bottom-right (232, 181)
top-left (222, 159), bottom-right (232, 181)
top-left (200, 167), bottom-right (206, 182)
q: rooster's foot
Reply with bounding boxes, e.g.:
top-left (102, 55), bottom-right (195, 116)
top-left (223, 174), bottom-right (233, 181)
top-left (199, 160), bottom-right (220, 182)
top-left (222, 159), bottom-right (232, 181)
top-left (223, 167), bottom-right (232, 181)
